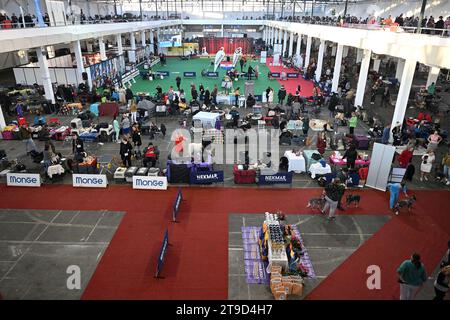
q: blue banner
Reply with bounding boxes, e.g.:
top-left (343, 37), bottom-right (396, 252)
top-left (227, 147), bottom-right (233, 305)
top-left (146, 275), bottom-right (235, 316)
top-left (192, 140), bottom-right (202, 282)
top-left (183, 71), bottom-right (196, 77)
top-left (206, 72), bottom-right (219, 77)
top-left (287, 73), bottom-right (300, 78)
top-left (270, 72), bottom-right (280, 78)
top-left (155, 229), bottom-right (169, 278)
top-left (190, 171), bottom-right (224, 184)
top-left (172, 188), bottom-right (183, 222)
top-left (33, 0), bottom-right (46, 27)
top-left (257, 172), bottom-right (293, 185)
top-left (156, 71), bottom-right (170, 76)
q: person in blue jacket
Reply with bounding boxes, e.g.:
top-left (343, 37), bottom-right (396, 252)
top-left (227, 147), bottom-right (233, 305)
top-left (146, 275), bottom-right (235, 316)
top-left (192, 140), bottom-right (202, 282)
top-left (387, 180), bottom-right (408, 211)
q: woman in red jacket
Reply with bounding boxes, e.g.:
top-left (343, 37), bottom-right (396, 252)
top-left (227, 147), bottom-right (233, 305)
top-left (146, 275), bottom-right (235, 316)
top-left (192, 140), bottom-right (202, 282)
top-left (398, 147), bottom-right (414, 168)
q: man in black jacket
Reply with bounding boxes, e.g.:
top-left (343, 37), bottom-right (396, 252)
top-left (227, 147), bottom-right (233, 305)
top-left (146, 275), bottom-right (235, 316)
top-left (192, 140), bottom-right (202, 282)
top-left (120, 137), bottom-right (133, 167)
top-left (278, 85), bottom-right (287, 105)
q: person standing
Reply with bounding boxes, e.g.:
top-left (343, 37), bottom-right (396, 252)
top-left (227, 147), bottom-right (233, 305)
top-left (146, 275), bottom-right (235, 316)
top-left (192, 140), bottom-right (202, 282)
top-left (387, 180), bottom-right (408, 212)
top-left (234, 87), bottom-right (240, 107)
top-left (19, 124), bottom-right (37, 154)
top-left (15, 100), bottom-right (24, 117)
top-left (160, 123), bottom-right (167, 138)
top-left (131, 123), bottom-right (142, 158)
top-left (381, 86), bottom-right (391, 108)
top-left (121, 114), bottom-right (131, 137)
top-left (382, 124), bottom-right (391, 144)
top-left (348, 112), bottom-right (358, 135)
top-left (420, 150), bottom-right (435, 181)
top-left (433, 265), bottom-right (450, 301)
top-left (211, 84), bottom-right (218, 105)
top-left (427, 131), bottom-right (442, 151)
top-left (278, 85), bottom-right (287, 105)
top-left (397, 253), bottom-right (427, 300)
top-left (442, 151), bottom-right (450, 186)
top-left (119, 137), bottom-right (133, 167)
top-left (130, 99), bottom-right (138, 123)
top-left (239, 57), bottom-right (245, 72)
top-left (321, 178), bottom-right (345, 221)
top-left (176, 75), bottom-right (181, 91)
top-left (427, 82), bottom-right (436, 95)
top-left (342, 144), bottom-right (358, 170)
top-left (113, 115), bottom-right (120, 143)
top-left (204, 87), bottom-right (211, 106)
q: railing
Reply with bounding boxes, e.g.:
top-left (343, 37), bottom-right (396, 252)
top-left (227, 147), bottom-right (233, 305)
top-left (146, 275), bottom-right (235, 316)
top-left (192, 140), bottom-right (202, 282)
top-left (1, 17), bottom-right (449, 37)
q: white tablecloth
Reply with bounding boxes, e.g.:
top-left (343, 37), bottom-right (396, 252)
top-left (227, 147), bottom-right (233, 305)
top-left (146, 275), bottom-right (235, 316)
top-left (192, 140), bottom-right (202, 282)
top-left (284, 151), bottom-right (306, 173)
top-left (192, 111), bottom-right (221, 127)
top-left (309, 162), bottom-right (332, 179)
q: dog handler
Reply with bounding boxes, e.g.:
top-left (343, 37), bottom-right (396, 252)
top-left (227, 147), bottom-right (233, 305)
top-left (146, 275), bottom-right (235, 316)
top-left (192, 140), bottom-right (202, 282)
top-left (387, 181), bottom-right (408, 211)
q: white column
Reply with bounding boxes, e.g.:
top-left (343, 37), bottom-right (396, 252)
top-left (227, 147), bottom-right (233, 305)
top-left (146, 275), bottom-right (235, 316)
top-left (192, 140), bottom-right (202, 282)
top-left (99, 38), bottom-right (107, 61)
top-left (373, 59), bottom-right (381, 72)
top-left (116, 34), bottom-right (125, 74)
top-left (221, 24), bottom-right (224, 37)
top-left (130, 32), bottom-right (136, 50)
top-left (331, 44), bottom-right (337, 56)
top-left (390, 59), bottom-right (417, 142)
top-left (315, 40), bottom-right (325, 82)
top-left (355, 49), bottom-right (372, 107)
top-left (342, 46), bottom-right (349, 58)
top-left (288, 32), bottom-right (294, 57)
top-left (86, 41), bottom-right (93, 53)
top-left (426, 66), bottom-right (440, 88)
top-left (331, 44), bottom-right (344, 92)
top-left (0, 104), bottom-right (6, 131)
top-left (356, 48), bottom-right (362, 63)
top-left (295, 34), bottom-right (301, 56)
top-left (141, 30), bottom-right (146, 47)
top-left (36, 47), bottom-right (55, 104)
top-left (72, 40), bottom-right (84, 84)
top-left (395, 58), bottom-right (405, 81)
top-left (283, 31), bottom-right (288, 56)
top-left (304, 36), bottom-right (312, 71)
top-left (274, 28), bottom-right (278, 44)
top-left (149, 30), bottom-right (154, 54)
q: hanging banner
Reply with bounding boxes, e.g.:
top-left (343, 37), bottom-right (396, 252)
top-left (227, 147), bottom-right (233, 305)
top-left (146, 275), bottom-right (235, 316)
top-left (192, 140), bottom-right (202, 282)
top-left (190, 171), bottom-right (224, 184)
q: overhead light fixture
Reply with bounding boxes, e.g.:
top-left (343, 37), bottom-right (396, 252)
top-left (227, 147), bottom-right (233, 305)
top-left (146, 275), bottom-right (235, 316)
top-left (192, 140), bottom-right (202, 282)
top-left (17, 50), bottom-right (26, 58)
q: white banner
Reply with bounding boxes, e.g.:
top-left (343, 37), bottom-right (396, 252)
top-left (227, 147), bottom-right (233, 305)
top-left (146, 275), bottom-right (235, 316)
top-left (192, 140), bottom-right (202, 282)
top-left (73, 174), bottom-right (108, 188)
top-left (214, 48), bottom-right (226, 72)
top-left (133, 176), bottom-right (168, 190)
top-left (260, 51), bottom-right (267, 64)
top-left (6, 173), bottom-right (41, 187)
top-left (233, 47), bottom-right (242, 67)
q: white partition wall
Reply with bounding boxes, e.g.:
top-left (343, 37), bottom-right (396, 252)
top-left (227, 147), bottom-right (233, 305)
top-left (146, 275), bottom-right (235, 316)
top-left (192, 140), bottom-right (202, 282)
top-left (366, 143), bottom-right (396, 191)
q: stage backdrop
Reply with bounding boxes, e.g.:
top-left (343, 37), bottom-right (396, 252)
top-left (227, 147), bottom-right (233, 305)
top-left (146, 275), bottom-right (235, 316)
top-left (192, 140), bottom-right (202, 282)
top-left (198, 37), bottom-right (253, 55)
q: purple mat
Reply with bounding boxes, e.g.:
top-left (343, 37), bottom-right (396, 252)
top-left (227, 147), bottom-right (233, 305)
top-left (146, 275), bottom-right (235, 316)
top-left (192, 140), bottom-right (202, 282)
top-left (241, 226), bottom-right (269, 284)
top-left (291, 225), bottom-right (316, 278)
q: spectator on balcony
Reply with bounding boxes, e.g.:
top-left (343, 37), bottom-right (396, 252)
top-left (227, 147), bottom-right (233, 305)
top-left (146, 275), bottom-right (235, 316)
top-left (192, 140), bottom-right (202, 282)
top-left (435, 16), bottom-right (445, 30)
top-left (395, 14), bottom-right (404, 26)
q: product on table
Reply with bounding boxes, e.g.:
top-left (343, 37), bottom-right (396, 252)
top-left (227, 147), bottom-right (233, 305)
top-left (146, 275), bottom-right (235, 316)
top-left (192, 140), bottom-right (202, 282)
top-left (114, 167), bottom-right (127, 181)
top-left (136, 167), bottom-right (149, 176)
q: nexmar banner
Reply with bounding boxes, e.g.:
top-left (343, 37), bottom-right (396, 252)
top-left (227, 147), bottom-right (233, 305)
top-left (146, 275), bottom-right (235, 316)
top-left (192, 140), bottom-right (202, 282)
top-left (257, 172), bottom-right (293, 185)
top-left (6, 173), bottom-right (41, 187)
top-left (73, 174), bottom-right (108, 188)
top-left (190, 171), bottom-right (224, 184)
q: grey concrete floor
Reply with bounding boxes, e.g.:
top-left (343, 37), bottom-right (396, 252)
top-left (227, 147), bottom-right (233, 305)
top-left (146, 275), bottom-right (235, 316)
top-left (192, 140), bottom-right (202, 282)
top-left (0, 209), bottom-right (124, 300)
top-left (228, 213), bottom-right (390, 300)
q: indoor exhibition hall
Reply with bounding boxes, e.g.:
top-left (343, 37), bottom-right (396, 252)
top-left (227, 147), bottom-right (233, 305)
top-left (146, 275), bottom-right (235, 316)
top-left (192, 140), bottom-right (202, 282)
top-left (0, 0), bottom-right (449, 303)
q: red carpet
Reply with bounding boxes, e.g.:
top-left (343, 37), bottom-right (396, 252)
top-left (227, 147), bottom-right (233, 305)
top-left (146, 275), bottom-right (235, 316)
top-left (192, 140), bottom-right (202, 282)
top-left (0, 184), bottom-right (448, 300)
top-left (266, 57), bottom-right (315, 96)
top-left (306, 190), bottom-right (450, 300)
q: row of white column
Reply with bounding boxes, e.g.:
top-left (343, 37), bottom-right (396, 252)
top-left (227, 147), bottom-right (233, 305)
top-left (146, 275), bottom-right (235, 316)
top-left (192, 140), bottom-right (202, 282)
top-left (263, 25), bottom-right (441, 139)
top-left (30, 27), bottom-right (166, 109)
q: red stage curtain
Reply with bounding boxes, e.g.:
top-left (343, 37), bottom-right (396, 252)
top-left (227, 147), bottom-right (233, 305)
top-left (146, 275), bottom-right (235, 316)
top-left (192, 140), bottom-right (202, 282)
top-left (198, 37), bottom-right (253, 55)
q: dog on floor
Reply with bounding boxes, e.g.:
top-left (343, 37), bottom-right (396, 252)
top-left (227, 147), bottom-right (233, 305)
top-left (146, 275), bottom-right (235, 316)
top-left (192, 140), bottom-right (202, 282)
top-left (345, 194), bottom-right (361, 208)
top-left (307, 197), bottom-right (326, 211)
top-left (394, 195), bottom-right (417, 215)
